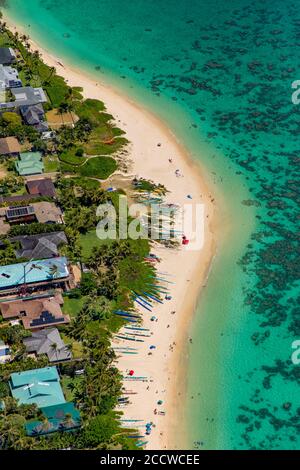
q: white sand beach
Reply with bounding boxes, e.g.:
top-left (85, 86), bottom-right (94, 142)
top-left (4, 17), bottom-right (218, 450)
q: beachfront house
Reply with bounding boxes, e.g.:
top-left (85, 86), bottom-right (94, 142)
top-left (0, 257), bottom-right (70, 295)
top-left (0, 201), bottom-right (64, 234)
top-left (12, 86), bottom-right (47, 106)
top-left (11, 231), bottom-right (67, 259)
top-left (9, 366), bottom-right (80, 436)
top-left (25, 402), bottom-right (80, 437)
top-left (0, 65), bottom-right (22, 90)
top-left (0, 86), bottom-right (47, 110)
top-left (20, 103), bottom-right (49, 133)
top-left (0, 48), bottom-right (16, 66)
top-left (0, 136), bottom-right (21, 156)
top-left (15, 151), bottom-right (44, 176)
top-left (0, 292), bottom-right (70, 330)
top-left (9, 366), bottom-right (66, 408)
top-left (4, 205), bottom-right (36, 225)
top-left (25, 402), bottom-right (80, 436)
top-left (26, 178), bottom-right (56, 198)
top-left (33, 201), bottom-right (64, 224)
top-left (23, 327), bottom-right (72, 362)
top-left (0, 201), bottom-right (63, 225)
top-left (0, 178), bottom-right (56, 204)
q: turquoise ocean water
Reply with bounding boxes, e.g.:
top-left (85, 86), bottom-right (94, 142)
top-left (3, 0), bottom-right (299, 449)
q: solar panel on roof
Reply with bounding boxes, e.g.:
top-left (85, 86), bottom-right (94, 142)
top-left (6, 206), bottom-right (35, 219)
top-left (30, 311), bottom-right (65, 327)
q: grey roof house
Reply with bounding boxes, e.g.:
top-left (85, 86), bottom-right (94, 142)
top-left (11, 231), bottom-right (68, 259)
top-left (23, 328), bottom-right (72, 362)
top-left (12, 87), bottom-right (47, 106)
top-left (0, 86), bottom-right (47, 110)
top-left (0, 48), bottom-right (16, 65)
top-left (20, 103), bottom-right (49, 133)
top-left (0, 65), bottom-right (22, 90)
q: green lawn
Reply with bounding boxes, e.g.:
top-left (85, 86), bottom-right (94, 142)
top-left (79, 230), bottom-right (112, 260)
top-left (60, 333), bottom-right (84, 360)
top-left (71, 177), bottom-right (100, 191)
top-left (61, 156), bottom-right (117, 179)
top-left (78, 156), bottom-right (117, 179)
top-left (44, 155), bottom-right (60, 172)
top-left (62, 295), bottom-right (88, 318)
top-left (59, 148), bottom-right (87, 166)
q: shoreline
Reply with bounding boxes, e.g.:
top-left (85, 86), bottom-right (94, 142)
top-left (4, 14), bottom-right (219, 450)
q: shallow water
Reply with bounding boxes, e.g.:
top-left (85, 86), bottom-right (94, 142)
top-left (4, 0), bottom-right (300, 449)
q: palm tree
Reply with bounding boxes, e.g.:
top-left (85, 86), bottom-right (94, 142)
top-left (49, 263), bottom-right (59, 278)
top-left (38, 416), bottom-right (52, 434)
top-left (0, 414), bottom-right (26, 449)
top-left (61, 412), bottom-right (75, 430)
top-left (42, 66), bottom-right (56, 86)
top-left (50, 342), bottom-right (58, 353)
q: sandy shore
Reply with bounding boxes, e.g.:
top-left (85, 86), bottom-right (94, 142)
top-left (4, 16), bottom-right (218, 450)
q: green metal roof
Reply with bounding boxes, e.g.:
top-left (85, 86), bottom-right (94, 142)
top-left (25, 402), bottom-right (81, 436)
top-left (9, 366), bottom-right (66, 408)
top-left (15, 151), bottom-right (44, 176)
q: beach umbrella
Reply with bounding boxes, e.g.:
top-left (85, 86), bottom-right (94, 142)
top-left (150, 316), bottom-right (156, 321)
top-left (157, 400), bottom-right (163, 405)
top-left (149, 345), bottom-right (156, 350)
top-left (129, 370), bottom-right (134, 376)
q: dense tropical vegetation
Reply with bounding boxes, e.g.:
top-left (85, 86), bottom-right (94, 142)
top-left (0, 15), bottom-right (154, 450)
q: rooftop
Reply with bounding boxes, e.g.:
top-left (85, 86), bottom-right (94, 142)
top-left (25, 402), bottom-right (80, 436)
top-left (0, 136), bottom-right (21, 155)
top-left (20, 104), bottom-right (48, 132)
top-left (0, 64), bottom-right (22, 89)
top-left (0, 257), bottom-right (69, 290)
top-left (0, 201), bottom-right (63, 226)
top-left (0, 193), bottom-right (38, 204)
top-left (11, 231), bottom-right (67, 259)
top-left (11, 87), bottom-right (47, 107)
top-left (9, 366), bottom-right (66, 408)
top-left (15, 152), bottom-right (44, 176)
top-left (33, 201), bottom-right (63, 224)
top-left (24, 327), bottom-right (72, 361)
top-left (0, 48), bottom-right (16, 65)
top-left (26, 178), bottom-right (56, 198)
top-left (5, 205), bottom-right (35, 221)
top-left (0, 292), bottom-right (70, 330)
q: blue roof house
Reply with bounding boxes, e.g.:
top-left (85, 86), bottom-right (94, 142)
top-left (0, 257), bottom-right (69, 292)
top-left (9, 366), bottom-right (66, 408)
top-left (25, 402), bottom-right (81, 436)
